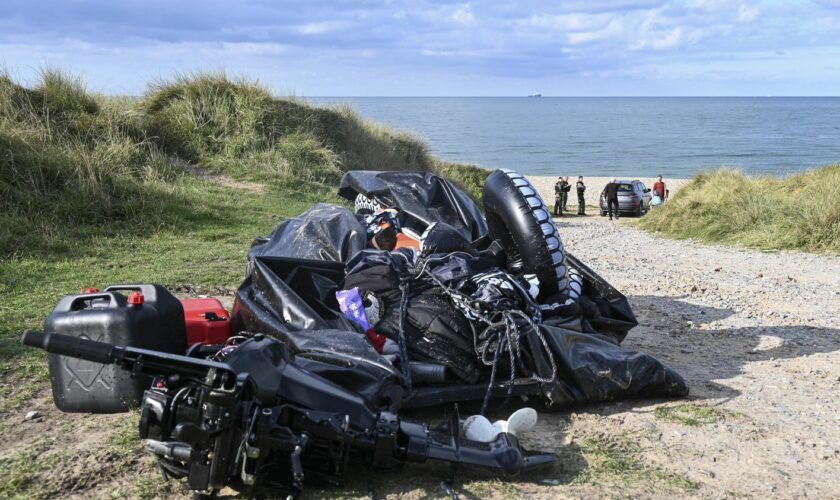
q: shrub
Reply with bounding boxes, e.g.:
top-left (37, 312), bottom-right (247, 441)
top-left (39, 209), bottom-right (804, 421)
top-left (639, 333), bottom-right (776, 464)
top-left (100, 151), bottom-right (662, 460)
top-left (639, 166), bottom-right (840, 252)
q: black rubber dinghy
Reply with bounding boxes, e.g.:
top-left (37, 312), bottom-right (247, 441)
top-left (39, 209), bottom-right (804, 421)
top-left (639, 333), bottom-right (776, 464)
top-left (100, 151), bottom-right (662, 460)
top-left (482, 169), bottom-right (569, 300)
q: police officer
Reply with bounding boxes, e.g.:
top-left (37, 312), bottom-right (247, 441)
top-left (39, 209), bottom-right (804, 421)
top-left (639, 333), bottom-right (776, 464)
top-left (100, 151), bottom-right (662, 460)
top-left (554, 176), bottom-right (564, 216)
top-left (576, 176), bottom-right (586, 215)
top-left (561, 176), bottom-right (571, 211)
top-left (604, 178), bottom-right (620, 220)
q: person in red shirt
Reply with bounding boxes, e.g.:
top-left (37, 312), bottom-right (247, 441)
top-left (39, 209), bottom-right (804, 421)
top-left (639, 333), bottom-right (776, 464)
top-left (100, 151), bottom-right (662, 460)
top-left (653, 175), bottom-right (667, 201)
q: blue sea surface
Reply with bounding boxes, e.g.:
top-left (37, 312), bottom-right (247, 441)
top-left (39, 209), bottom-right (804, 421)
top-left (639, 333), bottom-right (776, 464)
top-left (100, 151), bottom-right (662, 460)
top-left (308, 97), bottom-right (840, 178)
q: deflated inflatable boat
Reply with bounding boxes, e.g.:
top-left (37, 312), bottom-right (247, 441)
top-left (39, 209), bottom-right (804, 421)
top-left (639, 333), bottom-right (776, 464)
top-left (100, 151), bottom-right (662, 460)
top-left (25, 169), bottom-right (687, 498)
top-left (235, 169), bottom-right (687, 411)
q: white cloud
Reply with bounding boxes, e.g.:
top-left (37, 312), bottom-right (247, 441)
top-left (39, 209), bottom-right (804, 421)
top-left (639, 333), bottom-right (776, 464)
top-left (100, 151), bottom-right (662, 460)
top-left (567, 17), bottom-right (626, 44)
top-left (738, 4), bottom-right (760, 22)
top-left (296, 20), bottom-right (346, 35)
top-left (220, 42), bottom-right (288, 56)
top-left (451, 5), bottom-right (475, 25)
top-left (522, 13), bottom-right (614, 31)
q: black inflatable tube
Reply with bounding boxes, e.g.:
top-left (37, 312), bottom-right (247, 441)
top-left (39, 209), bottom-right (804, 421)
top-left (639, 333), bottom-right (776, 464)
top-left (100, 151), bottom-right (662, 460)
top-left (482, 169), bottom-right (569, 300)
top-left (409, 362), bottom-right (450, 384)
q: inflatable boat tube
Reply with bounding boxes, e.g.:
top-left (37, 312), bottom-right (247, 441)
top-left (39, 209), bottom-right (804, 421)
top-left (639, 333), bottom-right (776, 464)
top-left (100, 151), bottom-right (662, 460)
top-left (482, 169), bottom-right (569, 299)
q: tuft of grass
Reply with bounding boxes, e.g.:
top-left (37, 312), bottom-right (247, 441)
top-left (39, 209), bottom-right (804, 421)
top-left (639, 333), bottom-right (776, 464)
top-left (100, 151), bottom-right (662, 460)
top-left (434, 160), bottom-right (489, 202)
top-left (144, 72), bottom-right (435, 183)
top-left (0, 442), bottom-right (64, 498)
top-left (574, 436), bottom-right (699, 492)
top-left (462, 478), bottom-right (521, 498)
top-left (145, 71), bottom-right (274, 161)
top-left (130, 473), bottom-right (183, 499)
top-left (640, 166), bottom-right (840, 253)
top-left (0, 69), bottom-right (180, 257)
top-left (654, 403), bottom-right (728, 426)
top-left (109, 411), bottom-right (142, 449)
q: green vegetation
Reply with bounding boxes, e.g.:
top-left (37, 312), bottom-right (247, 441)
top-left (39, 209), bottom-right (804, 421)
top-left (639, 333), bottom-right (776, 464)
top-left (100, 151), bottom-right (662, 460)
top-left (573, 436), bottom-right (699, 491)
top-left (435, 159), bottom-right (489, 201)
top-left (0, 441), bottom-right (63, 498)
top-left (654, 403), bottom-right (729, 426)
top-left (640, 166), bottom-right (840, 253)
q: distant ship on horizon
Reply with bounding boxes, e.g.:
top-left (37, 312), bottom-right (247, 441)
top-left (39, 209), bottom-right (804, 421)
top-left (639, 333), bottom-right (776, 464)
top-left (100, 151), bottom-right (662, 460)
top-left (528, 91), bottom-right (542, 97)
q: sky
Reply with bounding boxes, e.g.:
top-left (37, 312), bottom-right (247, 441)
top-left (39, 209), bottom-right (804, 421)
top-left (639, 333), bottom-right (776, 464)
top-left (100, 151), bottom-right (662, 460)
top-left (1, 0), bottom-right (840, 96)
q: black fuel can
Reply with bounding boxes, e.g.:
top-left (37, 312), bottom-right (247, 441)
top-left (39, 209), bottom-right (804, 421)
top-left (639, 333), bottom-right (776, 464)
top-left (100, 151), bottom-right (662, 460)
top-left (44, 284), bottom-right (187, 413)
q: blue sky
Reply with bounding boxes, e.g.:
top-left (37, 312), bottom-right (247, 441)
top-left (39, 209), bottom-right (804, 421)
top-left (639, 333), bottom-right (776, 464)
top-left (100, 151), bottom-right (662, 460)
top-left (1, 0), bottom-right (839, 96)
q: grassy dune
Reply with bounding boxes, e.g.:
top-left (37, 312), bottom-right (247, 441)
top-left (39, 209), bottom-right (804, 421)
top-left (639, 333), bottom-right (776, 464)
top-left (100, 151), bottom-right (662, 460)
top-left (639, 166), bottom-right (840, 253)
top-left (0, 70), bottom-right (486, 258)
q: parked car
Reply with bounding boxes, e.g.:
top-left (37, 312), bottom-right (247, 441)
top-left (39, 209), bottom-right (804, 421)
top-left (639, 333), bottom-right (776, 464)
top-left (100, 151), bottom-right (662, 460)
top-left (599, 180), bottom-right (652, 217)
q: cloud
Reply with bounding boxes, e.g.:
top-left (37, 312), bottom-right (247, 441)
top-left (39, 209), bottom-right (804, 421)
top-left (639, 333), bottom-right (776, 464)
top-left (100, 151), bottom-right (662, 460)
top-left (450, 4), bottom-right (475, 24)
top-left (219, 42), bottom-right (289, 55)
top-left (567, 18), bottom-right (626, 44)
top-left (0, 0), bottom-right (838, 95)
top-left (296, 21), bottom-right (348, 35)
top-left (738, 4), bottom-right (760, 22)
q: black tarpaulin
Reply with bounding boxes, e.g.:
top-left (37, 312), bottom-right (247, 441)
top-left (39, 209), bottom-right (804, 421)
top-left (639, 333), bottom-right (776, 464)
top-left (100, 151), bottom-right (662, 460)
top-left (565, 253), bottom-right (637, 342)
top-left (231, 256), bottom-right (405, 408)
top-left (338, 170), bottom-right (487, 242)
top-left (248, 203), bottom-right (367, 263)
top-left (538, 325), bottom-right (688, 406)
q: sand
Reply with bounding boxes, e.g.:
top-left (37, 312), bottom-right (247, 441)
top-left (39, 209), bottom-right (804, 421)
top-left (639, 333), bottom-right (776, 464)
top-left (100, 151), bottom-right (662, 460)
top-left (529, 175), bottom-right (689, 209)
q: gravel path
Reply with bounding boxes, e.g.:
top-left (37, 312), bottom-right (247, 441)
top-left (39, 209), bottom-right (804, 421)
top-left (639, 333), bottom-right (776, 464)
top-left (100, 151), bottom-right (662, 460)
top-left (520, 212), bottom-right (840, 497)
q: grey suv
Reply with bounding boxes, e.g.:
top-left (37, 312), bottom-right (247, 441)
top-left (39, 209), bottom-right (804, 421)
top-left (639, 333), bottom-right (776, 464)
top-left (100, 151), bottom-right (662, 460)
top-left (599, 180), bottom-right (652, 217)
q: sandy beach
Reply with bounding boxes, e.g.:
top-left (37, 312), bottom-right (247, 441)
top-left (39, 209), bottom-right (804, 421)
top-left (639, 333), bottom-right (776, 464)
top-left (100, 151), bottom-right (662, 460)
top-left (529, 175), bottom-right (690, 209)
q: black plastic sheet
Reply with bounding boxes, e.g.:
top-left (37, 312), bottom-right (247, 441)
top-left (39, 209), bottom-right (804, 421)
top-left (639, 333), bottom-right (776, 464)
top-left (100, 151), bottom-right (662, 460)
top-left (248, 203), bottom-right (367, 263)
top-left (539, 325), bottom-right (688, 406)
top-left (231, 256), bottom-right (405, 408)
top-left (338, 170), bottom-right (487, 242)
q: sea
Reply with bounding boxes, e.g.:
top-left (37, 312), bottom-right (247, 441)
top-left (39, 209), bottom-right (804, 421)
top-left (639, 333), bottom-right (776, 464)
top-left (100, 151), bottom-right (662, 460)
top-left (308, 97), bottom-right (840, 178)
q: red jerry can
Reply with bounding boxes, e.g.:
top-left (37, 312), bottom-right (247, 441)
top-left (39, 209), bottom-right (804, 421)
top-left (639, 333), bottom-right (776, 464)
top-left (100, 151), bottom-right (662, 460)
top-left (180, 298), bottom-right (232, 345)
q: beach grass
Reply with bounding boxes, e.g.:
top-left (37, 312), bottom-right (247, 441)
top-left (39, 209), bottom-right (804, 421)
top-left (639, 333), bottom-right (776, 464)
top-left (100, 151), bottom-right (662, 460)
top-left (639, 166), bottom-right (840, 253)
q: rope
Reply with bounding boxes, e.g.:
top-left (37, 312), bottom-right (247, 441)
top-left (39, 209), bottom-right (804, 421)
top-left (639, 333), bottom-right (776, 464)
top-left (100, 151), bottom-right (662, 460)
top-left (396, 278), bottom-right (413, 388)
top-left (479, 337), bottom-right (504, 416)
top-left (410, 252), bottom-right (559, 412)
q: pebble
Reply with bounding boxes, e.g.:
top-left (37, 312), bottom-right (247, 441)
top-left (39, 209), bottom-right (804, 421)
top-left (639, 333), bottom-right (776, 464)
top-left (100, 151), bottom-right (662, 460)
top-left (24, 410), bottom-right (40, 421)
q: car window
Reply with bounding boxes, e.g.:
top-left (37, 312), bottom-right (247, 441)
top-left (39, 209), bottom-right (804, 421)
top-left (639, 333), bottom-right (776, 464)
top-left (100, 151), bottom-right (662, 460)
top-left (618, 183), bottom-right (633, 192)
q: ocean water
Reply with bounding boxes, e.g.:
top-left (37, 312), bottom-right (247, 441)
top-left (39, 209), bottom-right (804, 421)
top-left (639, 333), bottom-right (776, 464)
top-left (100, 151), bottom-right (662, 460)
top-left (309, 97), bottom-right (840, 178)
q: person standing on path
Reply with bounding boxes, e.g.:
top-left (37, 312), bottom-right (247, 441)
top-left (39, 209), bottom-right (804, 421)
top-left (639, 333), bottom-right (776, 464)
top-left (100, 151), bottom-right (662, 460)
top-left (604, 178), bottom-right (620, 220)
top-left (554, 176), bottom-right (564, 216)
top-left (562, 176), bottom-right (571, 211)
top-left (576, 176), bottom-right (586, 215)
top-left (653, 175), bottom-right (667, 201)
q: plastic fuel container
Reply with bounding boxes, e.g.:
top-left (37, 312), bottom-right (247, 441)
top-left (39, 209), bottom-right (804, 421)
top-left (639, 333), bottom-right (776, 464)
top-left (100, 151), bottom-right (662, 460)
top-left (180, 297), bottom-right (232, 345)
top-left (44, 284), bottom-right (187, 413)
